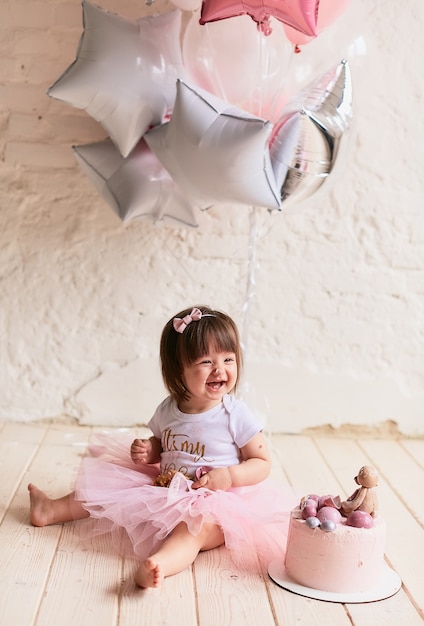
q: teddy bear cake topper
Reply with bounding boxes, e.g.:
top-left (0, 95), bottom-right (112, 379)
top-left (340, 465), bottom-right (379, 519)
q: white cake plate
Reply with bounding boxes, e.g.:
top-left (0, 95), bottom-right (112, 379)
top-left (268, 559), bottom-right (402, 604)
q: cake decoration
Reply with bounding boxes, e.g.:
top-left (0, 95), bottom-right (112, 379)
top-left (345, 510), bottom-right (375, 528)
top-left (340, 465), bottom-right (379, 518)
top-left (298, 465), bottom-right (379, 532)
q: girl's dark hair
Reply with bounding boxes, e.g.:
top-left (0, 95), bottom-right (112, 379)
top-left (160, 305), bottom-right (242, 403)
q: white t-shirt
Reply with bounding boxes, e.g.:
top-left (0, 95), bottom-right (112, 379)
top-left (148, 395), bottom-right (263, 478)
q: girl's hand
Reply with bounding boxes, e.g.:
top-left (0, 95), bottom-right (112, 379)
top-left (192, 467), bottom-right (232, 491)
top-left (130, 438), bottom-right (154, 464)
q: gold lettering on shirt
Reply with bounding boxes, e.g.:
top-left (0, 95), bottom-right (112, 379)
top-left (162, 428), bottom-right (214, 463)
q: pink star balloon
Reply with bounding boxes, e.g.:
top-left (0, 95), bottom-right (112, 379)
top-left (199, 0), bottom-right (319, 36)
top-left (48, 2), bottom-right (186, 157)
top-left (73, 138), bottom-right (198, 227)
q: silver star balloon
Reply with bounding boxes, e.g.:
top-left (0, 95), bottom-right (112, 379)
top-left (145, 80), bottom-right (281, 211)
top-left (73, 138), bottom-right (198, 228)
top-left (270, 59), bottom-right (353, 209)
top-left (48, 2), bottom-right (186, 157)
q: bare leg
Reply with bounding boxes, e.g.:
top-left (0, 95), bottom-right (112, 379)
top-left (28, 484), bottom-right (89, 526)
top-left (134, 521), bottom-right (224, 589)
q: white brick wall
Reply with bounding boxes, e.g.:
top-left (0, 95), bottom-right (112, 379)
top-left (1, 0), bottom-right (423, 434)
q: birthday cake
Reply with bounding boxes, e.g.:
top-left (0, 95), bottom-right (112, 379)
top-left (284, 466), bottom-right (387, 594)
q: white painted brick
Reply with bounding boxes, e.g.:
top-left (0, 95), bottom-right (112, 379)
top-left (7, 112), bottom-right (106, 144)
top-left (0, 57), bottom-right (26, 82)
top-left (53, 3), bottom-right (84, 29)
top-left (4, 142), bottom-right (75, 168)
top-left (10, 4), bottom-right (54, 29)
top-left (2, 84), bottom-right (49, 113)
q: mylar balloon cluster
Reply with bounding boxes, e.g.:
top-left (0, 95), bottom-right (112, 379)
top-left (47, 0), bottom-right (354, 226)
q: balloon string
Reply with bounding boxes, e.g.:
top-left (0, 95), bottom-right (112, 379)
top-left (267, 47), bottom-right (294, 122)
top-left (204, 23), bottom-right (228, 103)
top-left (256, 30), bottom-right (264, 117)
top-left (240, 205), bottom-right (260, 401)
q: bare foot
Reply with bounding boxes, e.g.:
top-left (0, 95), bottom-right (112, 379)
top-left (28, 483), bottom-right (55, 527)
top-left (134, 558), bottom-right (163, 589)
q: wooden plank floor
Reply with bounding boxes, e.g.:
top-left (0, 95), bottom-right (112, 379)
top-left (0, 422), bottom-right (423, 626)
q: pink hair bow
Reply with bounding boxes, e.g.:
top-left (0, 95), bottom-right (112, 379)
top-left (173, 307), bottom-right (203, 333)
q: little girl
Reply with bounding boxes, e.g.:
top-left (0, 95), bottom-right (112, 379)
top-left (29, 305), bottom-right (293, 588)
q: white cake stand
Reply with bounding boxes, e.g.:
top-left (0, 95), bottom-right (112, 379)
top-left (268, 560), bottom-right (402, 604)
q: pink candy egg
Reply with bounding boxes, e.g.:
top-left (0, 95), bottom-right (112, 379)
top-left (302, 503), bottom-right (317, 520)
top-left (346, 510), bottom-right (374, 528)
top-left (316, 506), bottom-right (342, 524)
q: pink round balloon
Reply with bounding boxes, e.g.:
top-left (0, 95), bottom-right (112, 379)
top-left (284, 0), bottom-right (352, 47)
top-left (281, 1), bottom-right (369, 102)
top-left (199, 0), bottom-right (319, 37)
top-left (183, 12), bottom-right (292, 121)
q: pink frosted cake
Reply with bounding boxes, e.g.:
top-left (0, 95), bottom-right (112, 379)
top-left (284, 466), bottom-right (387, 594)
top-left (284, 507), bottom-right (386, 593)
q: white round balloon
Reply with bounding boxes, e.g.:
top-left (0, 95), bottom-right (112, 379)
top-left (183, 12), bottom-right (293, 122)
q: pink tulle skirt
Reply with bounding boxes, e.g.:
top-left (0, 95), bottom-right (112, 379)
top-left (75, 434), bottom-right (297, 569)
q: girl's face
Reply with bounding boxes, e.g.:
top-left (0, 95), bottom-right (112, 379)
top-left (179, 344), bottom-right (238, 413)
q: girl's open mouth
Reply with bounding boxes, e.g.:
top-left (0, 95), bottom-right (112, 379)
top-left (207, 381), bottom-right (225, 390)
